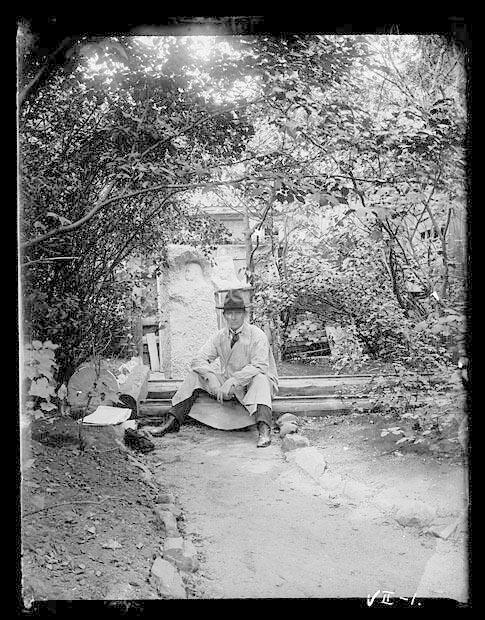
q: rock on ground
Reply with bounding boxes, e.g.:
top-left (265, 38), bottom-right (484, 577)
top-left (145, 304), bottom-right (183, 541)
top-left (153, 507), bottom-right (179, 537)
top-left (156, 491), bottom-right (176, 504)
top-left (163, 537), bottom-right (199, 572)
top-left (276, 413), bottom-right (300, 427)
top-left (150, 557), bottom-right (187, 599)
top-left (279, 422), bottom-right (299, 438)
top-left (105, 582), bottom-right (136, 600)
top-left (284, 447), bottom-right (328, 481)
top-left (157, 503), bottom-right (182, 518)
top-left (393, 500), bottom-right (436, 528)
top-left (281, 434), bottom-right (310, 452)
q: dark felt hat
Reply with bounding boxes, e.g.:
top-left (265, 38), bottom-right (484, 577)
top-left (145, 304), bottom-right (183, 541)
top-left (216, 289), bottom-right (248, 311)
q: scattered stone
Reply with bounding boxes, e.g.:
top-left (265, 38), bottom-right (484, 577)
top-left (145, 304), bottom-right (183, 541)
top-left (279, 422), bottom-right (299, 438)
top-left (276, 413), bottom-right (299, 428)
top-left (393, 501), bottom-right (436, 528)
top-left (105, 582), bottom-right (135, 600)
top-left (423, 514), bottom-right (465, 539)
top-left (157, 503), bottom-right (182, 518)
top-left (163, 537), bottom-right (199, 572)
top-left (156, 491), bottom-right (176, 505)
top-left (341, 479), bottom-right (372, 501)
top-left (284, 447), bottom-right (327, 480)
top-left (144, 426), bottom-right (170, 437)
top-left (154, 507), bottom-right (179, 537)
top-left (150, 557), bottom-right (187, 599)
top-left (281, 434), bottom-right (310, 452)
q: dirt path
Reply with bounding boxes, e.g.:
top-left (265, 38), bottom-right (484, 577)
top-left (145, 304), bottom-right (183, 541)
top-left (145, 421), bottom-right (468, 601)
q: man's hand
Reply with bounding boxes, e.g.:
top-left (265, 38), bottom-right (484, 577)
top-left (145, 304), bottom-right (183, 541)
top-left (215, 378), bottom-right (238, 404)
top-left (205, 374), bottom-right (221, 397)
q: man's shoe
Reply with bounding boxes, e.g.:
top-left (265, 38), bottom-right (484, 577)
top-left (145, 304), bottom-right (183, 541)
top-left (256, 422), bottom-right (271, 448)
top-left (157, 413), bottom-right (180, 436)
top-left (124, 428), bottom-right (155, 453)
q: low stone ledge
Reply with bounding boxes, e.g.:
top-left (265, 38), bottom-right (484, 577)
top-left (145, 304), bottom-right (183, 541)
top-left (276, 413), bottom-right (300, 428)
top-left (279, 422), bottom-right (299, 438)
top-left (155, 491), bottom-right (176, 504)
top-left (157, 503), bottom-right (182, 518)
top-left (150, 557), bottom-right (187, 599)
top-left (284, 447), bottom-right (328, 481)
top-left (281, 434), bottom-right (310, 452)
top-left (163, 537), bottom-right (199, 573)
top-left (153, 507), bottom-right (179, 537)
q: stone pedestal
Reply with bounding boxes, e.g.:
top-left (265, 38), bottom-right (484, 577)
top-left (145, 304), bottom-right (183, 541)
top-left (157, 245), bottom-right (248, 379)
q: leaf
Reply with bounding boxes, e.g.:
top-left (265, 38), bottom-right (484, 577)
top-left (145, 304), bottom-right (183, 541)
top-left (24, 366), bottom-right (38, 380)
top-left (29, 377), bottom-right (51, 398)
top-left (57, 384), bottom-right (68, 400)
top-left (40, 401), bottom-right (57, 412)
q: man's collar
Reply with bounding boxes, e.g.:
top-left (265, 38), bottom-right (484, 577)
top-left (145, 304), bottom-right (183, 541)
top-left (227, 322), bottom-right (247, 336)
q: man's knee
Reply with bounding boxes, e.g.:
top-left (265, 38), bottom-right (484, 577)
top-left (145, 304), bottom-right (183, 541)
top-left (249, 373), bottom-right (271, 389)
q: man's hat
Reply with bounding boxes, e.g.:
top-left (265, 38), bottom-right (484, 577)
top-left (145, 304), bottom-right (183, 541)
top-left (216, 289), bottom-right (248, 311)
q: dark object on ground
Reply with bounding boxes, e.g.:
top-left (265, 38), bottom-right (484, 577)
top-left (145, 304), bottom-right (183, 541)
top-left (124, 428), bottom-right (155, 453)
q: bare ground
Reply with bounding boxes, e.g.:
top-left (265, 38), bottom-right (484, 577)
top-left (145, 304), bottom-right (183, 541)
top-left (147, 417), bottom-right (468, 601)
top-left (19, 412), bottom-right (469, 607)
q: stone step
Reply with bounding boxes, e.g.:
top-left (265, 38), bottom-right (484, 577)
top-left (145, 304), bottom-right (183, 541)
top-left (146, 373), bottom-right (408, 399)
top-left (139, 394), bottom-right (375, 417)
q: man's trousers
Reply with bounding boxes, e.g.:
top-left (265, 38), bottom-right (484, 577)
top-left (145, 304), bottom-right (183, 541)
top-left (168, 370), bottom-right (274, 428)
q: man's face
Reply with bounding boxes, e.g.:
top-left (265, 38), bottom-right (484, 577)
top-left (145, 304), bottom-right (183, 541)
top-left (224, 309), bottom-right (246, 331)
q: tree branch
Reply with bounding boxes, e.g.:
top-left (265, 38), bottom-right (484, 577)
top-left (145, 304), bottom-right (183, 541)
top-left (18, 37), bottom-right (76, 107)
top-left (22, 256), bottom-right (81, 267)
top-left (139, 96), bottom-right (265, 161)
top-left (21, 176), bottom-right (260, 249)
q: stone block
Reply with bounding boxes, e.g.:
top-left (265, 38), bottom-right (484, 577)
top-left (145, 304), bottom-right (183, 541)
top-left (393, 500), bottom-right (436, 528)
top-left (318, 471), bottom-right (343, 494)
top-left (281, 434), bottom-right (310, 452)
top-left (279, 422), bottom-right (299, 438)
top-left (150, 557), bottom-right (187, 599)
top-left (276, 413), bottom-right (299, 428)
top-left (156, 491), bottom-right (176, 505)
top-left (154, 507), bottom-right (179, 537)
top-left (105, 582), bottom-right (136, 600)
top-left (157, 503), bottom-right (182, 518)
top-left (285, 446), bottom-right (327, 480)
top-left (163, 537), bottom-right (199, 573)
top-left (341, 479), bottom-right (372, 501)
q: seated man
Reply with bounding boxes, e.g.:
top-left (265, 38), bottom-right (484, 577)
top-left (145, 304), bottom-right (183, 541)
top-left (158, 289), bottom-right (279, 447)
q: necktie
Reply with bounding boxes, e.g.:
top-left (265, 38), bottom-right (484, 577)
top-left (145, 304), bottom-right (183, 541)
top-left (230, 331), bottom-right (239, 348)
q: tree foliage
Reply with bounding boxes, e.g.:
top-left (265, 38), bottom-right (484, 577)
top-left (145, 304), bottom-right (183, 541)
top-left (19, 29), bottom-right (468, 391)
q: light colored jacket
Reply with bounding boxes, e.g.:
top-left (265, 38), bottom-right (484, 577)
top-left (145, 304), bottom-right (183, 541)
top-left (191, 321), bottom-right (279, 392)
